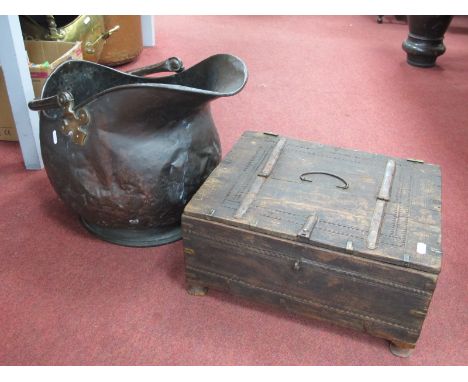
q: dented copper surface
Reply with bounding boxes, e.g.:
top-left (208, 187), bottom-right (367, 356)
top-left (28, 55), bottom-right (248, 246)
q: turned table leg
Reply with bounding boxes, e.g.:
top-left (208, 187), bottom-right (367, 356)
top-left (402, 15), bottom-right (454, 68)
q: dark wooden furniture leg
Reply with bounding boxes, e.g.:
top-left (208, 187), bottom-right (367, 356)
top-left (402, 16), bottom-right (454, 68)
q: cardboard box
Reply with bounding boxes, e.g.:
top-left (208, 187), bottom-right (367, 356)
top-left (25, 40), bottom-right (82, 97)
top-left (0, 40), bottom-right (82, 141)
top-left (0, 66), bottom-right (18, 141)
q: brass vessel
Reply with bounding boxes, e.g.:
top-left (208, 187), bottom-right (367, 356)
top-left (99, 16), bottom-right (143, 66)
top-left (20, 15), bottom-right (119, 62)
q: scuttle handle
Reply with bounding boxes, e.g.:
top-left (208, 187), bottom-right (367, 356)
top-left (127, 57), bottom-right (184, 76)
top-left (28, 92), bottom-right (90, 146)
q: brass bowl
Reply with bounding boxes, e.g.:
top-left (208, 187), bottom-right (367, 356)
top-left (20, 15), bottom-right (119, 62)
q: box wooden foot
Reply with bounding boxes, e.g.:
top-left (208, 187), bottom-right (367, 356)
top-left (187, 284), bottom-right (208, 296)
top-left (389, 342), bottom-right (414, 358)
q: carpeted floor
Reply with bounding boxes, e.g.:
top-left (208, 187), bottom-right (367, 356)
top-left (0, 16), bottom-right (467, 365)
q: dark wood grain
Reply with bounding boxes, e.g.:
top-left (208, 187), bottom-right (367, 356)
top-left (185, 131), bottom-right (442, 273)
top-left (182, 131), bottom-right (442, 352)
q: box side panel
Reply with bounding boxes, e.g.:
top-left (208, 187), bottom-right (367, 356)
top-left (183, 215), bottom-right (438, 347)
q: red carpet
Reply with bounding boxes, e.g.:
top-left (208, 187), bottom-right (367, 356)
top-left (0, 16), bottom-right (467, 365)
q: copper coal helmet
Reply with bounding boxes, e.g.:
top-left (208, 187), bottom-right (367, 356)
top-left (20, 15), bottom-right (119, 62)
top-left (28, 55), bottom-right (248, 246)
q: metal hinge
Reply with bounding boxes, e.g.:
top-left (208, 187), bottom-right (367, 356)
top-left (297, 214), bottom-right (318, 243)
top-left (58, 93), bottom-right (90, 146)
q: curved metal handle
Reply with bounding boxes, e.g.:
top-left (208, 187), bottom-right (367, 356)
top-left (127, 57), bottom-right (184, 76)
top-left (85, 25), bottom-right (120, 54)
top-left (28, 92), bottom-right (75, 111)
top-left (28, 94), bottom-right (62, 111)
top-left (300, 172), bottom-right (349, 190)
top-left (28, 92), bottom-right (90, 146)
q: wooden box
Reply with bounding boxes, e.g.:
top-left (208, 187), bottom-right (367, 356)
top-left (182, 131), bottom-right (442, 357)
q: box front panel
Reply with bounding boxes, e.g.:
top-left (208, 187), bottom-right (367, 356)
top-left (183, 216), bottom-right (437, 347)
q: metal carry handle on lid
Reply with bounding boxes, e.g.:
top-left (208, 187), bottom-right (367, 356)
top-left (300, 171), bottom-right (349, 190)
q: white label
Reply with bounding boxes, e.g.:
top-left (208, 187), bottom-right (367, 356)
top-left (52, 130), bottom-right (57, 144)
top-left (83, 16), bottom-right (91, 25)
top-left (417, 242), bottom-right (427, 255)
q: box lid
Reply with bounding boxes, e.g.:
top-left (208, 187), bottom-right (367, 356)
top-left (184, 131), bottom-right (442, 274)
